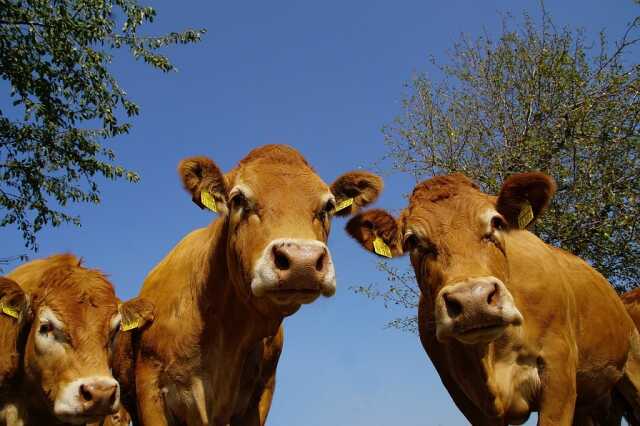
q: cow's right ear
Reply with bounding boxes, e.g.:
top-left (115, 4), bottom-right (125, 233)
top-left (496, 172), bottom-right (557, 230)
top-left (118, 297), bottom-right (155, 333)
top-left (0, 277), bottom-right (30, 385)
top-left (178, 156), bottom-right (229, 216)
top-left (345, 209), bottom-right (404, 258)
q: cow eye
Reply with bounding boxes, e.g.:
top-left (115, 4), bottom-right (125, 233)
top-left (403, 233), bottom-right (420, 252)
top-left (325, 200), bottom-right (336, 213)
top-left (39, 322), bottom-right (53, 334)
top-left (321, 200), bottom-right (335, 218)
top-left (317, 200), bottom-right (335, 222)
top-left (230, 192), bottom-right (249, 211)
top-left (491, 215), bottom-right (507, 231)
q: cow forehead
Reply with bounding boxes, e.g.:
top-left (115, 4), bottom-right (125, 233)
top-left (228, 154), bottom-right (329, 204)
top-left (36, 295), bottom-right (117, 326)
top-left (409, 174), bottom-right (479, 204)
top-left (233, 168), bottom-right (327, 197)
top-left (32, 269), bottom-right (119, 328)
top-left (37, 269), bottom-right (116, 303)
top-left (406, 188), bottom-right (494, 236)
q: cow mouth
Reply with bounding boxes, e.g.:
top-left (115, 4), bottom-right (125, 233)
top-left (269, 287), bottom-right (321, 294)
top-left (56, 413), bottom-right (107, 425)
top-left (266, 287), bottom-right (322, 304)
top-left (454, 322), bottom-right (508, 343)
top-left (458, 322), bottom-right (506, 334)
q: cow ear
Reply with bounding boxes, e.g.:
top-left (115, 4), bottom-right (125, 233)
top-left (178, 156), bottom-right (229, 216)
top-left (330, 171), bottom-right (383, 217)
top-left (345, 209), bottom-right (404, 257)
top-left (0, 277), bottom-right (30, 385)
top-left (118, 297), bottom-right (155, 333)
top-left (496, 172), bottom-right (557, 230)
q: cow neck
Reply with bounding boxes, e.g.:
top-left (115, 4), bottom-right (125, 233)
top-left (449, 339), bottom-right (507, 417)
top-left (201, 218), bottom-right (282, 348)
top-left (10, 379), bottom-right (64, 426)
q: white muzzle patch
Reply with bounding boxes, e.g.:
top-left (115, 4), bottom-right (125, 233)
top-left (251, 238), bottom-right (336, 300)
top-left (54, 376), bottom-right (120, 424)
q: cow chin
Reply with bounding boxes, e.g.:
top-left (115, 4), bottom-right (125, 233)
top-left (53, 376), bottom-right (120, 424)
top-left (250, 238), bottom-right (337, 311)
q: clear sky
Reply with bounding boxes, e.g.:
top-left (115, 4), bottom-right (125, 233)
top-left (2, 1), bottom-right (638, 425)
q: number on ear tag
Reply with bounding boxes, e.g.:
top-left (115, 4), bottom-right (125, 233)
top-left (334, 198), bottom-right (354, 213)
top-left (518, 201), bottom-right (534, 229)
top-left (200, 190), bottom-right (218, 213)
top-left (373, 236), bottom-right (392, 258)
top-left (121, 317), bottom-right (142, 332)
top-left (1, 304), bottom-right (20, 320)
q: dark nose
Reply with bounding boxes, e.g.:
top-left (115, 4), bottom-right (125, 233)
top-left (442, 280), bottom-right (501, 320)
top-left (79, 381), bottom-right (118, 415)
top-left (272, 241), bottom-right (329, 289)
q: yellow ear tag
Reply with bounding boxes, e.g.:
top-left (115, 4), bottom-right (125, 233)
top-left (121, 317), bottom-right (142, 332)
top-left (200, 190), bottom-right (218, 213)
top-left (1, 304), bottom-right (20, 320)
top-left (373, 236), bottom-right (392, 258)
top-left (334, 198), bottom-right (354, 213)
top-left (518, 201), bottom-right (534, 229)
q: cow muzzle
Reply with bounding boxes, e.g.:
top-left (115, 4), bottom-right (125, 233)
top-left (435, 277), bottom-right (523, 344)
top-left (54, 376), bottom-right (120, 424)
top-left (251, 238), bottom-right (336, 305)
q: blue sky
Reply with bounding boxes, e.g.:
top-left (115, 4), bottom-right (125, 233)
top-left (2, 1), bottom-right (638, 424)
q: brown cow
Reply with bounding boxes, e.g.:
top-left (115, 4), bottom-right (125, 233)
top-left (126, 144), bottom-right (383, 425)
top-left (0, 254), bottom-right (153, 426)
top-left (623, 289), bottom-right (640, 329)
top-left (346, 172), bottom-right (640, 425)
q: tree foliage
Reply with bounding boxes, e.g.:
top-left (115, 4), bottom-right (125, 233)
top-left (358, 8), bottom-right (640, 332)
top-left (1, 0), bottom-right (205, 249)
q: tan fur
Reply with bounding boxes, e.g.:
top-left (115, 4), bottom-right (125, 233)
top-left (622, 289), bottom-right (640, 327)
top-left (347, 172), bottom-right (639, 425)
top-left (0, 277), bottom-right (29, 386)
top-left (179, 156), bottom-right (229, 215)
top-left (496, 171), bottom-right (557, 228)
top-left (330, 171), bottom-right (384, 216)
top-left (129, 144), bottom-right (382, 425)
top-left (0, 255), bottom-right (152, 426)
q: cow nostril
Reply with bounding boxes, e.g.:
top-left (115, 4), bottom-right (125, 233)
top-left (315, 252), bottom-right (326, 272)
top-left (487, 283), bottom-right (500, 306)
top-left (273, 247), bottom-right (290, 271)
top-left (444, 294), bottom-right (463, 318)
top-left (80, 384), bottom-right (93, 402)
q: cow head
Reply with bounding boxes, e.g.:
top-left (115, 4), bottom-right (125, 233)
top-left (179, 144), bottom-right (382, 316)
top-left (346, 172), bottom-right (556, 345)
top-left (0, 256), bottom-right (154, 424)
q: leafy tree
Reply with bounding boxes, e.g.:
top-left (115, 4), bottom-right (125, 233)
top-left (1, 0), bottom-right (205, 250)
top-left (358, 8), bottom-right (640, 332)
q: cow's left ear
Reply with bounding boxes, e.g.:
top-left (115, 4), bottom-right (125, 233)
top-left (0, 277), bottom-right (30, 386)
top-left (179, 156), bottom-right (229, 216)
top-left (345, 209), bottom-right (404, 257)
top-left (330, 171), bottom-right (383, 216)
top-left (496, 172), bottom-right (557, 229)
top-left (118, 297), bottom-right (155, 333)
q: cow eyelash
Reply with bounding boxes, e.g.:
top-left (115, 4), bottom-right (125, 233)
top-left (403, 234), bottom-right (420, 252)
top-left (39, 321), bottom-right (70, 343)
top-left (39, 321), bottom-right (54, 335)
top-left (230, 192), bottom-right (250, 211)
top-left (404, 233), bottom-right (438, 256)
top-left (491, 216), bottom-right (507, 231)
top-left (317, 200), bottom-right (335, 221)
